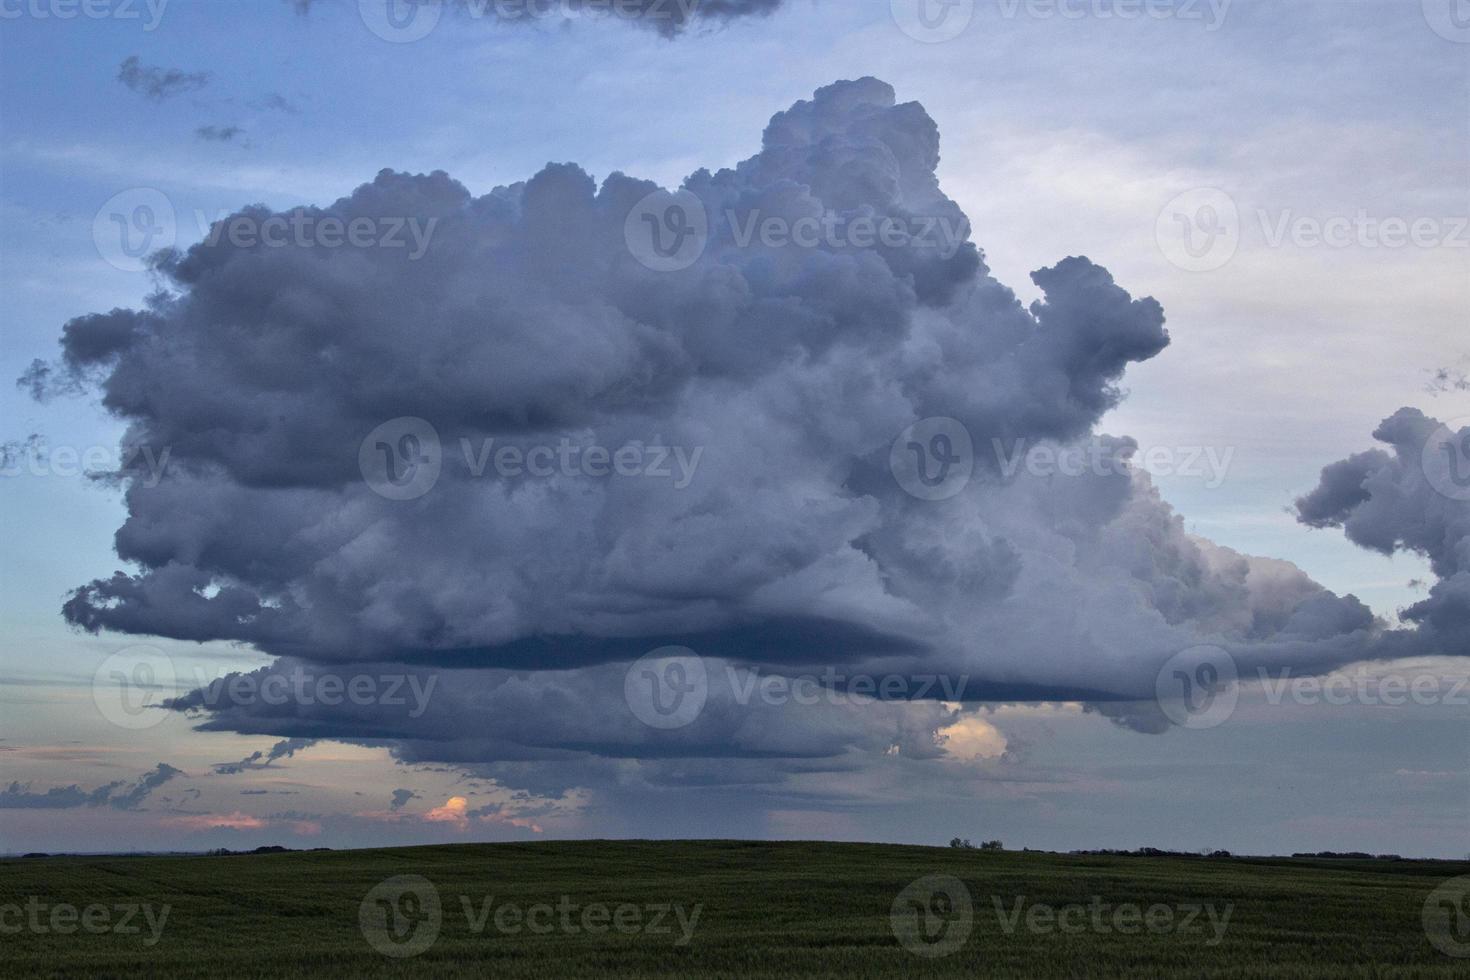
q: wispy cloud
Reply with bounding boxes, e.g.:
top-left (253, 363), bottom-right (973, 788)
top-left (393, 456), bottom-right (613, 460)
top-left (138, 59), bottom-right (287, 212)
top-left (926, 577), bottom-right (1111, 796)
top-left (161, 810), bottom-right (266, 831)
top-left (214, 738), bottom-right (315, 775)
top-left (116, 56), bottom-right (210, 101)
top-left (195, 125), bottom-right (244, 143)
top-left (0, 763), bottom-right (182, 811)
top-left (249, 92), bottom-right (299, 114)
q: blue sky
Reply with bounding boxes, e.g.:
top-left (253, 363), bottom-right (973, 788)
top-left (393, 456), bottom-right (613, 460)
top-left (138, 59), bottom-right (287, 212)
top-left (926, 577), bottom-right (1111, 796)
top-left (1, 0), bottom-right (1467, 856)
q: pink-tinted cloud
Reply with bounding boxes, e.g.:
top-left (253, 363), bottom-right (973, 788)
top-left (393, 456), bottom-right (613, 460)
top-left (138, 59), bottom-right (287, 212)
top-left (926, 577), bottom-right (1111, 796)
top-left (423, 795), bottom-right (470, 829)
top-left (480, 812), bottom-right (543, 834)
top-left (162, 810), bottom-right (267, 831)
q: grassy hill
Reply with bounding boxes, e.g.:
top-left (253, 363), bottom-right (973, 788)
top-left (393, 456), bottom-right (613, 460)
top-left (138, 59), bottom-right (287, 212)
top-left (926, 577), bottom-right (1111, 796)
top-left (2, 839), bottom-right (1467, 977)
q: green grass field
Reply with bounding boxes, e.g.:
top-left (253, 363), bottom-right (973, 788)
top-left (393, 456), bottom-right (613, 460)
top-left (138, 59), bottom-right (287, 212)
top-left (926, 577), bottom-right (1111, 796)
top-left (2, 840), bottom-right (1468, 978)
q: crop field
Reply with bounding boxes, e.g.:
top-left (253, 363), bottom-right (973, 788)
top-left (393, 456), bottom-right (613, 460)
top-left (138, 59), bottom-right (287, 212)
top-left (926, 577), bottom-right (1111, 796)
top-left (2, 840), bottom-right (1468, 978)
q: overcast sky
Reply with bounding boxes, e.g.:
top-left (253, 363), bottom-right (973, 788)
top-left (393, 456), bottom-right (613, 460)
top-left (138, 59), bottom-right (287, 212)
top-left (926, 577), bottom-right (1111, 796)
top-left (1, 0), bottom-right (1467, 857)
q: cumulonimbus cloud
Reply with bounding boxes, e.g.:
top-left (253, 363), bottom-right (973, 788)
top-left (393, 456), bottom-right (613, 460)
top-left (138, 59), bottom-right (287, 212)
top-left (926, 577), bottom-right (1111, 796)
top-left (25, 79), bottom-right (1467, 788)
top-left (1296, 407), bottom-right (1470, 658)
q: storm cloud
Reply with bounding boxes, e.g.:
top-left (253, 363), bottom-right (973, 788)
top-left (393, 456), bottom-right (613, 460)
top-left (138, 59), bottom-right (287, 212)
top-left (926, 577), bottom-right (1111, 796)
top-left (26, 79), bottom-right (1468, 793)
